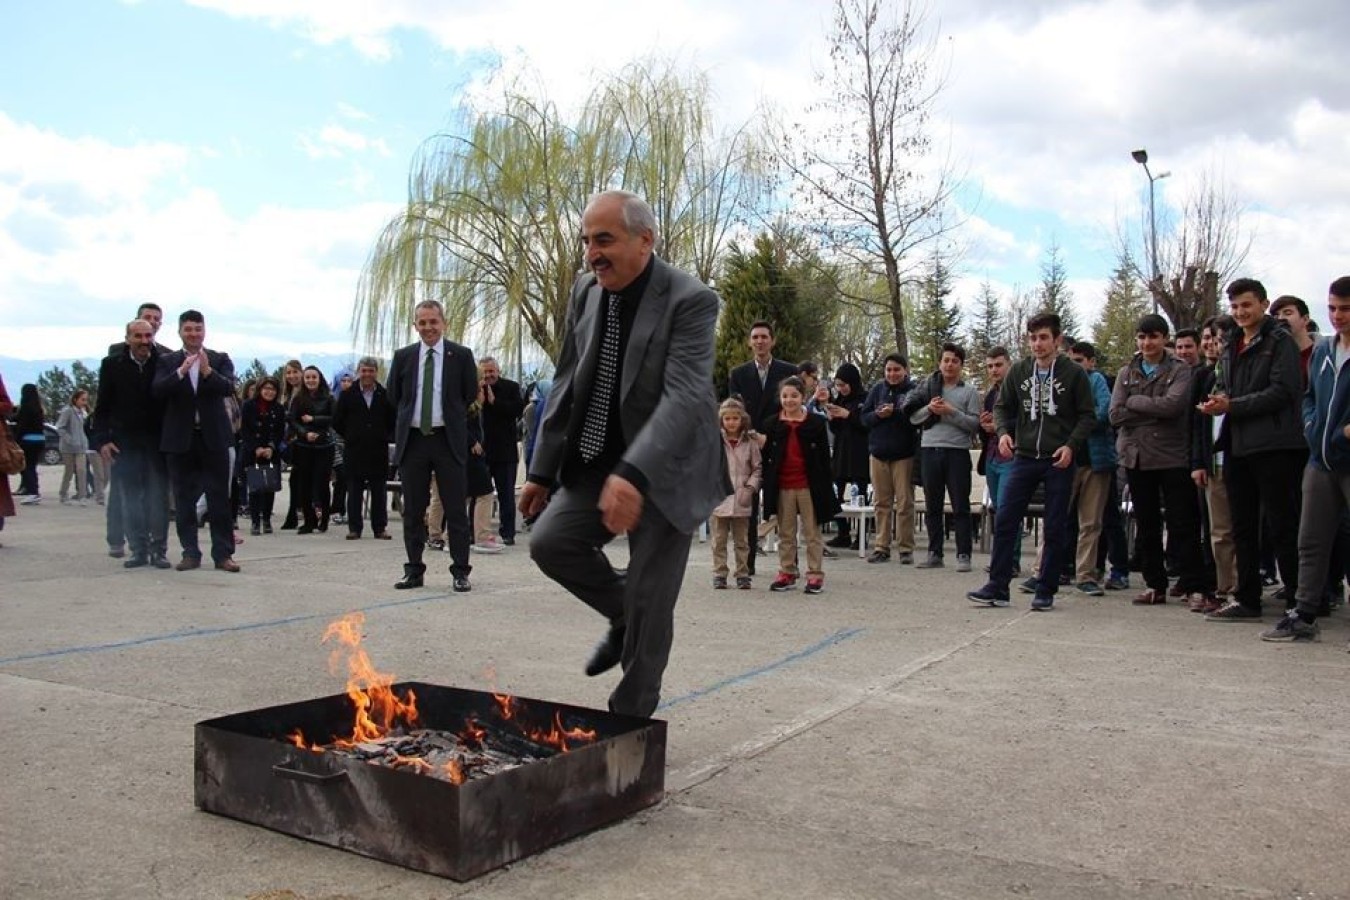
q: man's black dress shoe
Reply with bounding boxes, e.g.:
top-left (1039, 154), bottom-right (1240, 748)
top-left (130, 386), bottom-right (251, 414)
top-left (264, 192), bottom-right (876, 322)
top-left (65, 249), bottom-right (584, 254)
top-left (452, 576), bottom-right (472, 593)
top-left (150, 553), bottom-right (172, 569)
top-left (394, 573), bottom-right (424, 590)
top-left (584, 624), bottom-right (625, 677)
top-left (123, 554), bottom-right (149, 569)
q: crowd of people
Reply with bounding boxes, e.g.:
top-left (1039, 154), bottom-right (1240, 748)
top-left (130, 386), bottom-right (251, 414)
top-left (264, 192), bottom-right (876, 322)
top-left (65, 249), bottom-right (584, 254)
top-left (0, 302), bottom-right (542, 576)
top-left (714, 277), bottom-right (1350, 649)
top-left (2, 190), bottom-right (1344, 725)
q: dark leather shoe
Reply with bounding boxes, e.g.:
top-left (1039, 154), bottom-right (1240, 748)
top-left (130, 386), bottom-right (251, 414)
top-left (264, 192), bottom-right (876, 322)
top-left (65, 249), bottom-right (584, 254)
top-left (452, 575), bottom-right (472, 593)
top-left (214, 558), bottom-right (241, 573)
top-left (584, 624), bottom-right (625, 677)
top-left (373, 531), bottom-right (392, 540)
top-left (175, 557), bottom-right (201, 571)
top-left (123, 554), bottom-right (149, 569)
top-left (345, 532), bottom-right (361, 540)
top-left (395, 573), bottom-right (424, 590)
top-left (150, 554), bottom-right (172, 570)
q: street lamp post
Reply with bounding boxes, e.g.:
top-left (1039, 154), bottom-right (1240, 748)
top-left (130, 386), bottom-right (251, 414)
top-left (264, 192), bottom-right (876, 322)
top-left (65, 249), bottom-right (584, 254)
top-left (1131, 148), bottom-right (1170, 314)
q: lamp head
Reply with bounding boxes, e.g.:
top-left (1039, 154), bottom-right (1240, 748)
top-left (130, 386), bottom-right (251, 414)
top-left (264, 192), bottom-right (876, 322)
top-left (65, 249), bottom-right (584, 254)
top-left (1132, 149), bottom-right (1148, 165)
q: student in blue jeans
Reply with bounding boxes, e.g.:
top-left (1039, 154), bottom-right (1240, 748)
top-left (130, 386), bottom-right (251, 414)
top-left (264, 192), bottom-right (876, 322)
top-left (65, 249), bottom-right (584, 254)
top-left (978, 346), bottom-right (1022, 573)
top-left (967, 313), bottom-right (1096, 610)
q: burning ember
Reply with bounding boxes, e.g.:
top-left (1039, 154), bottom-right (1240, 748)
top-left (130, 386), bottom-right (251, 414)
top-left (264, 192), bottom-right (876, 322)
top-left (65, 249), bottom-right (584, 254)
top-left (284, 612), bottom-right (596, 783)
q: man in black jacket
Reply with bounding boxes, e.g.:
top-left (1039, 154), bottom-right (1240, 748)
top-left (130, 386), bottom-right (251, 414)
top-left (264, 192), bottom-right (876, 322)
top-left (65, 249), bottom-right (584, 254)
top-left (333, 357), bottom-right (395, 540)
top-left (151, 310), bottom-right (238, 572)
top-left (476, 356), bottom-right (525, 546)
top-left (1197, 278), bottom-right (1306, 621)
top-left (93, 319), bottom-right (169, 569)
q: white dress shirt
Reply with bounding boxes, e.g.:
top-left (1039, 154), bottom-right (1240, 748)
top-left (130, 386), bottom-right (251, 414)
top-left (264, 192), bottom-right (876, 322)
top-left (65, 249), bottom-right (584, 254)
top-left (413, 341), bottom-right (445, 429)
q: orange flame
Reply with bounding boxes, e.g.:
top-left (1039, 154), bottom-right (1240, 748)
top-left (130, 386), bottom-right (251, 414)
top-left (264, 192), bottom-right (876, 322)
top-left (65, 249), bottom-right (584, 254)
top-left (460, 716), bottom-right (486, 748)
top-left (442, 759), bottom-right (465, 785)
top-left (322, 611), bottom-right (418, 746)
top-left (493, 692), bottom-right (515, 720)
top-left (285, 728), bottom-right (324, 752)
top-left (527, 712), bottom-right (598, 753)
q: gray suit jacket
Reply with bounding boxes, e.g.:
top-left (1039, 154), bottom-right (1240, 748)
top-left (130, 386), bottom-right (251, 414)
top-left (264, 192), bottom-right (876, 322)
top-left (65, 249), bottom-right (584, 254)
top-left (530, 256), bottom-right (726, 533)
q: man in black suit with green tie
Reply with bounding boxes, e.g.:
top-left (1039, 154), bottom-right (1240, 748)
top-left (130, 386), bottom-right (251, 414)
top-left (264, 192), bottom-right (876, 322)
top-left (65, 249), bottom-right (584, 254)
top-left (387, 300), bottom-right (478, 592)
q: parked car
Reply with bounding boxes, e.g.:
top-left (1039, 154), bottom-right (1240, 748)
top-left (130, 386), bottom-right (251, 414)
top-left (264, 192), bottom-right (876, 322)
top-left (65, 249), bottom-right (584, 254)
top-left (41, 423), bottom-right (61, 465)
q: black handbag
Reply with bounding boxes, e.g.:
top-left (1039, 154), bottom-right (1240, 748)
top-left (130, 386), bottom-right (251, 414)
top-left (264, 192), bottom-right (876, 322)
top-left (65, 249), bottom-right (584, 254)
top-left (245, 463), bottom-right (282, 493)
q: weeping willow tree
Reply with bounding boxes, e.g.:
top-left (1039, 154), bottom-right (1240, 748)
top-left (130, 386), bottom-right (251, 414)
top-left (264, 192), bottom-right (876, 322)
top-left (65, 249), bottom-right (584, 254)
top-left (353, 59), bottom-right (772, 368)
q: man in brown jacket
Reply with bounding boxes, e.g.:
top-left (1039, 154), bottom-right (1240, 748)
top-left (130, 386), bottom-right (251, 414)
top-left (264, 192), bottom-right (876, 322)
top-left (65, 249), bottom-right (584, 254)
top-left (1109, 314), bottom-right (1205, 607)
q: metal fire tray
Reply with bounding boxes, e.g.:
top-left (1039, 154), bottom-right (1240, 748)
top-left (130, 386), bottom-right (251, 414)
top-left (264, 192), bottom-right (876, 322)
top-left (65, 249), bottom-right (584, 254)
top-left (194, 682), bottom-right (666, 881)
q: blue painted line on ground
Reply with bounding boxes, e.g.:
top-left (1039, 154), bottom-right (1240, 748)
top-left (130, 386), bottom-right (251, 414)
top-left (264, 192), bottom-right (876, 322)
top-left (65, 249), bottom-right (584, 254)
top-left (658, 626), bottom-right (867, 711)
top-left (0, 592), bottom-right (454, 665)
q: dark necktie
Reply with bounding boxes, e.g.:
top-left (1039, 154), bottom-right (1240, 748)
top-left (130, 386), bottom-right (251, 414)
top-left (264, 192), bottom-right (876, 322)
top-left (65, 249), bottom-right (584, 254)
top-left (420, 348), bottom-right (435, 435)
top-left (578, 292), bottom-right (621, 462)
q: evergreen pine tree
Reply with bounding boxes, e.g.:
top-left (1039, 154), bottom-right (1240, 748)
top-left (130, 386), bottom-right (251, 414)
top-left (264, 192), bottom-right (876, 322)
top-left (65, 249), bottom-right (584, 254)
top-left (1092, 254), bottom-right (1150, 376)
top-left (1037, 240), bottom-right (1080, 340)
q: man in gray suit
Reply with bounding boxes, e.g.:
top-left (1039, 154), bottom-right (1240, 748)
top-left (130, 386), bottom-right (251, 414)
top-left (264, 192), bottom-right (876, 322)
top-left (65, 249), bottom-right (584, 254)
top-left (519, 190), bottom-right (725, 718)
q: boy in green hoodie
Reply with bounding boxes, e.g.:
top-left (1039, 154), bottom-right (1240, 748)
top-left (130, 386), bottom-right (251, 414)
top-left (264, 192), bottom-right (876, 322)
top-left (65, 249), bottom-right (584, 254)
top-left (967, 313), bottom-right (1097, 610)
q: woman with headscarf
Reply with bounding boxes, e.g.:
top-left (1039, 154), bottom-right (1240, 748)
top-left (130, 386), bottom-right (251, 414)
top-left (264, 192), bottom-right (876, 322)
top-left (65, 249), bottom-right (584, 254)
top-left (287, 365), bottom-right (336, 534)
top-left (824, 362), bottom-right (871, 549)
top-left (328, 367), bottom-right (354, 526)
top-left (15, 383), bottom-right (45, 504)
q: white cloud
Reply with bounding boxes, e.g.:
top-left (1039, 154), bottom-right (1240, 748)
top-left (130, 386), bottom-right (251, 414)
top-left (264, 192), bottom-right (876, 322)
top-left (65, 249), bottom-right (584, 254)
top-left (0, 113), bottom-right (399, 359)
top-left (297, 124), bottom-right (392, 160)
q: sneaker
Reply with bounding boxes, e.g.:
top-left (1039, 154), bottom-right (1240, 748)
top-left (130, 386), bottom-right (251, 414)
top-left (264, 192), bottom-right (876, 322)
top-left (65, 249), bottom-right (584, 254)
top-left (867, 550), bottom-right (891, 564)
top-left (1260, 571), bottom-right (1279, 588)
top-left (1017, 577), bottom-right (1039, 595)
top-left (1187, 592), bottom-right (1211, 613)
top-left (822, 546), bottom-right (838, 559)
top-left (1132, 589), bottom-right (1166, 606)
top-left (713, 576), bottom-right (728, 589)
top-left (915, 553), bottom-right (944, 569)
top-left (426, 537), bottom-right (446, 551)
top-left (1260, 611), bottom-right (1320, 642)
top-left (770, 573), bottom-right (798, 592)
top-left (472, 537), bottom-right (505, 554)
top-left (1270, 586), bottom-right (1290, 604)
top-left (967, 585), bottom-right (1011, 607)
top-left (1104, 571), bottom-right (1130, 591)
top-left (956, 555), bottom-right (972, 573)
top-left (1075, 581), bottom-right (1105, 597)
top-left (108, 544), bottom-right (126, 559)
top-left (331, 514), bottom-right (347, 525)
top-left (803, 577), bottom-right (824, 595)
top-left (897, 552), bottom-right (914, 565)
top-left (60, 497), bottom-right (71, 505)
top-left (1168, 584), bottom-right (1185, 598)
top-left (825, 534), bottom-right (852, 549)
top-left (1206, 601), bottom-right (1262, 622)
top-left (736, 576), bottom-right (752, 590)
top-left (20, 494), bottom-right (40, 505)
top-left (1030, 593), bottom-right (1055, 611)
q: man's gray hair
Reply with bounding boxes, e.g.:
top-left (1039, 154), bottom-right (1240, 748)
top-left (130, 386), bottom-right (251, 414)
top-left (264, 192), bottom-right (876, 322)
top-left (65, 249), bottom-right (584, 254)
top-left (414, 299), bottom-right (445, 317)
top-left (479, 356), bottom-right (497, 367)
top-left (357, 356), bottom-right (380, 370)
top-left (590, 190), bottom-right (658, 240)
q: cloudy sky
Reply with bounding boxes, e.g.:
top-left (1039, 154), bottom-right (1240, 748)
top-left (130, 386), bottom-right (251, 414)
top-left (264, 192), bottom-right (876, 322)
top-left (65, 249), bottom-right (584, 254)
top-left (2, 0), bottom-right (1346, 366)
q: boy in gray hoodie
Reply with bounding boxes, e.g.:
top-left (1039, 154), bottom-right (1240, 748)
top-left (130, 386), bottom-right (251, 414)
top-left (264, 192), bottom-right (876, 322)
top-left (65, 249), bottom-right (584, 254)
top-left (967, 313), bottom-right (1096, 609)
top-left (902, 343), bottom-right (982, 570)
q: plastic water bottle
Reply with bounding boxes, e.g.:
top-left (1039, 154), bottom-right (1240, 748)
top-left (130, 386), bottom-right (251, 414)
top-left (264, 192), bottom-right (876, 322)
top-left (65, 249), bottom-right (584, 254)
top-left (849, 485), bottom-right (860, 507)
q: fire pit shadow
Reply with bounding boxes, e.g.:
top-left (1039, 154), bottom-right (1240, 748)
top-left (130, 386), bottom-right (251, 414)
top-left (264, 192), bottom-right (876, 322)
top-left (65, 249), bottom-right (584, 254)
top-left (194, 682), bottom-right (666, 881)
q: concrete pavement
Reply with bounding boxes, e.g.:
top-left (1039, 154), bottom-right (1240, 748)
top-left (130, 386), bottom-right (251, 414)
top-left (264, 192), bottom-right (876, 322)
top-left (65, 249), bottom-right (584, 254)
top-left (2, 490), bottom-right (1349, 899)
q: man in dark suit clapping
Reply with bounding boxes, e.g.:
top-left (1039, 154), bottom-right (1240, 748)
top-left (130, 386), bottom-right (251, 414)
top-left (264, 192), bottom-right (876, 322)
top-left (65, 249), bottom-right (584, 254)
top-left (387, 301), bottom-right (478, 592)
top-left (476, 356), bottom-right (525, 546)
top-left (151, 309), bottom-right (239, 572)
